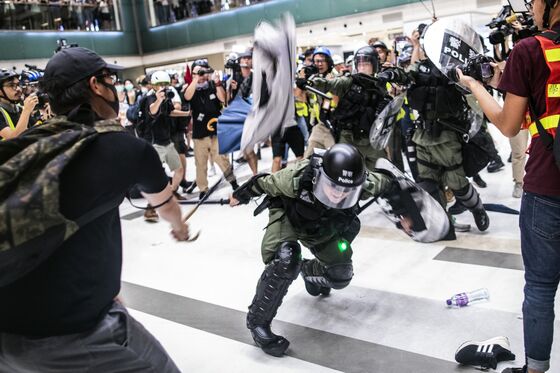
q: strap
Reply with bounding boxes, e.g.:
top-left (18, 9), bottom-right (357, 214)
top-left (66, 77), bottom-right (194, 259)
top-left (417, 157), bottom-right (462, 172)
top-left (75, 194), bottom-right (124, 228)
top-left (528, 100), bottom-right (555, 150)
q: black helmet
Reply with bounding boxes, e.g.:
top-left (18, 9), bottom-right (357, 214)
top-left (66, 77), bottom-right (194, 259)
top-left (371, 40), bottom-right (388, 51)
top-left (0, 69), bottom-right (18, 85)
top-left (192, 59), bottom-right (210, 69)
top-left (313, 144), bottom-right (366, 209)
top-left (353, 46), bottom-right (379, 75)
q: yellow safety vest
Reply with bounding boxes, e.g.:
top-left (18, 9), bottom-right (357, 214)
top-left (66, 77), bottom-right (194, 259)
top-left (0, 107), bottom-right (15, 140)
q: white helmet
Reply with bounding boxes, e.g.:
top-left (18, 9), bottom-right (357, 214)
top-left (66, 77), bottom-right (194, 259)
top-left (150, 70), bottom-right (170, 85)
top-left (332, 54), bottom-right (344, 66)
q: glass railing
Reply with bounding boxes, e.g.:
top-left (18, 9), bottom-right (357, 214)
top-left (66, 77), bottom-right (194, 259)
top-left (0, 1), bottom-right (122, 31)
top-left (144, 0), bottom-right (268, 28)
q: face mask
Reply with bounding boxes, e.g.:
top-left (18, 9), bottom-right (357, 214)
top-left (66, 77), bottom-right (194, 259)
top-left (196, 81), bottom-right (209, 90)
top-left (141, 87), bottom-right (148, 94)
top-left (125, 84), bottom-right (134, 91)
top-left (98, 80), bottom-right (120, 116)
top-left (115, 85), bottom-right (124, 93)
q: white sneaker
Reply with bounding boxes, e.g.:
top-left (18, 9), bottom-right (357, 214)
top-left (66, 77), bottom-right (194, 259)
top-left (512, 182), bottom-right (523, 198)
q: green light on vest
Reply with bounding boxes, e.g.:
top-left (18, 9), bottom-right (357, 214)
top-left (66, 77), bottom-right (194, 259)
top-left (338, 240), bottom-right (348, 253)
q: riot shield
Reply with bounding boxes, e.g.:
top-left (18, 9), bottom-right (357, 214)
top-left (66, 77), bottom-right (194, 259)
top-left (422, 19), bottom-right (484, 82)
top-left (369, 94), bottom-right (405, 150)
top-left (375, 158), bottom-right (451, 243)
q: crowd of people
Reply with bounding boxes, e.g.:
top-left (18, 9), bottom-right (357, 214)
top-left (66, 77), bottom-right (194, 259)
top-left (0, 0), bottom-right (117, 31)
top-left (1, 1), bottom-right (559, 372)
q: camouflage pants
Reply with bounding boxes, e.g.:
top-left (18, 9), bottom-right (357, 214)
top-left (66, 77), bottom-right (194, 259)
top-left (260, 208), bottom-right (359, 267)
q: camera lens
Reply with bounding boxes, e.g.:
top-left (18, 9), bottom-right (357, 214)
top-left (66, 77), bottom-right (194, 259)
top-left (165, 89), bottom-right (175, 99)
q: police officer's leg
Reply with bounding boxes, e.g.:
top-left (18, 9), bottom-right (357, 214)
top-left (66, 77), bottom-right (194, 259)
top-left (300, 218), bottom-right (359, 296)
top-left (247, 210), bottom-right (301, 357)
top-left (338, 131), bottom-right (383, 171)
top-left (442, 138), bottom-right (489, 231)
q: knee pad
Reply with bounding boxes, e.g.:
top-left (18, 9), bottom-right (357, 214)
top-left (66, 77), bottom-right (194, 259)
top-left (325, 263), bottom-right (354, 289)
top-left (453, 183), bottom-right (482, 211)
top-left (274, 241), bottom-right (302, 280)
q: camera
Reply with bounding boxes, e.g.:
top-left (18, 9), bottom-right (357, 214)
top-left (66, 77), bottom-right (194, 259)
top-left (163, 88), bottom-right (175, 99)
top-left (486, 5), bottom-right (537, 45)
top-left (36, 92), bottom-right (49, 108)
top-left (197, 67), bottom-right (214, 76)
top-left (450, 54), bottom-right (495, 84)
top-left (303, 65), bottom-right (318, 79)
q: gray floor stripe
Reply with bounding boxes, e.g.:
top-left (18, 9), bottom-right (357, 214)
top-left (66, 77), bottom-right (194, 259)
top-left (121, 282), bottom-right (476, 373)
top-left (434, 246), bottom-right (524, 271)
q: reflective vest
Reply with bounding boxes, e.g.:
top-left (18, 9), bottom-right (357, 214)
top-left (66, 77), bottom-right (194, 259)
top-left (528, 33), bottom-right (560, 138)
top-left (0, 107), bottom-right (15, 140)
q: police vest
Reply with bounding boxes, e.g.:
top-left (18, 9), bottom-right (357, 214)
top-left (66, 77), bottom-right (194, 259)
top-left (332, 75), bottom-right (383, 138)
top-left (526, 32), bottom-right (560, 139)
top-left (278, 160), bottom-right (358, 236)
top-left (407, 59), bottom-right (466, 123)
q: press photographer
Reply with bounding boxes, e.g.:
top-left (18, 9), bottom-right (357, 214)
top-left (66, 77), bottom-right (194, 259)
top-left (0, 69), bottom-right (39, 140)
top-left (457, 1), bottom-right (560, 372)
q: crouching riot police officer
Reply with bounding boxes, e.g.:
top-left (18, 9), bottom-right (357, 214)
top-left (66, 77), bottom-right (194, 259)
top-left (229, 144), bottom-right (397, 357)
top-left (297, 46), bottom-right (409, 171)
top-left (406, 46), bottom-right (489, 232)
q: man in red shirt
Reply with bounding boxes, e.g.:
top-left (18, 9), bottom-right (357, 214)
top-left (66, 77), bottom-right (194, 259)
top-left (458, 1), bottom-right (560, 372)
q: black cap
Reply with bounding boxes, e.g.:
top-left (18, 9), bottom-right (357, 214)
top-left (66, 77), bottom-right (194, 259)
top-left (43, 47), bottom-right (123, 87)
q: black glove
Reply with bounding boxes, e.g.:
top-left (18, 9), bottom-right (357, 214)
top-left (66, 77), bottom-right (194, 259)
top-left (295, 77), bottom-right (310, 90)
top-left (232, 173), bottom-right (269, 204)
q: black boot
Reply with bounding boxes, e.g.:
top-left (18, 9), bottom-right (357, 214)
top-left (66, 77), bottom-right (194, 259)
top-left (246, 242), bottom-right (301, 357)
top-left (301, 260), bottom-right (331, 296)
top-left (472, 174), bottom-right (487, 188)
top-left (453, 184), bottom-right (489, 232)
top-left (487, 158), bottom-right (505, 173)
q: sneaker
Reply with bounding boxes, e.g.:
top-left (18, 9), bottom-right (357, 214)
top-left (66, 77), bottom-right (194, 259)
top-left (184, 181), bottom-right (197, 194)
top-left (230, 180), bottom-right (239, 191)
top-left (144, 205), bottom-right (159, 223)
top-left (473, 174), bottom-right (487, 188)
top-left (448, 201), bottom-right (467, 215)
top-left (512, 182), bottom-right (523, 198)
top-left (455, 336), bottom-right (516, 369)
top-left (501, 366), bottom-right (527, 373)
top-left (199, 191), bottom-right (207, 200)
top-left (487, 158), bottom-right (505, 173)
top-left (181, 181), bottom-right (193, 193)
top-left (235, 155), bottom-right (247, 164)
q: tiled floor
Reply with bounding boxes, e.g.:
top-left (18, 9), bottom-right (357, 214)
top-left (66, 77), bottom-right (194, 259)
top-left (118, 128), bottom-right (560, 372)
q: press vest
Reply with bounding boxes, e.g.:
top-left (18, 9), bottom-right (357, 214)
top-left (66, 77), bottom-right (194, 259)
top-left (0, 106), bottom-right (16, 140)
top-left (527, 32), bottom-right (560, 139)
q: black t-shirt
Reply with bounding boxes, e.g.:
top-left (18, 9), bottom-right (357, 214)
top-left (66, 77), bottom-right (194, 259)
top-left (0, 104), bottom-right (21, 139)
top-left (0, 133), bottom-right (169, 336)
top-left (188, 82), bottom-right (222, 139)
top-left (145, 94), bottom-right (174, 145)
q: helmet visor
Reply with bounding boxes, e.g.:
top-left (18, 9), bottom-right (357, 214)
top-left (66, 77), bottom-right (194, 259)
top-left (313, 168), bottom-right (363, 209)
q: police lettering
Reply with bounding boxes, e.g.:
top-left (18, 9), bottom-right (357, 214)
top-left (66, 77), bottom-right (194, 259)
top-left (443, 46), bottom-right (467, 63)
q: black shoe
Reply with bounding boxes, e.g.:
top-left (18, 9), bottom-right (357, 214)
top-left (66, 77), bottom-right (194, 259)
top-left (507, 152), bottom-right (512, 163)
top-left (303, 278), bottom-right (331, 296)
top-left (472, 208), bottom-right (489, 231)
top-left (487, 158), bottom-right (505, 173)
top-left (173, 190), bottom-right (187, 201)
top-left (180, 179), bottom-right (192, 189)
top-left (247, 323), bottom-right (290, 357)
top-left (235, 156), bottom-right (247, 164)
top-left (230, 180), bottom-right (239, 191)
top-left (448, 201), bottom-right (467, 215)
top-left (185, 181), bottom-right (197, 194)
top-left (501, 367), bottom-right (527, 373)
top-left (473, 174), bottom-right (487, 188)
top-left (455, 336), bottom-right (516, 369)
top-left (199, 191), bottom-right (206, 200)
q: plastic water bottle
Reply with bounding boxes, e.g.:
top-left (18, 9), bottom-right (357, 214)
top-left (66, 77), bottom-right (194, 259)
top-left (446, 288), bottom-right (489, 308)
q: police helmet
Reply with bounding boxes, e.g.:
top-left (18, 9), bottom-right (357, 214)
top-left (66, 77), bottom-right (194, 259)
top-left (150, 70), bottom-right (171, 85)
top-left (371, 40), bottom-right (388, 51)
top-left (313, 144), bottom-right (366, 209)
top-left (353, 46), bottom-right (380, 75)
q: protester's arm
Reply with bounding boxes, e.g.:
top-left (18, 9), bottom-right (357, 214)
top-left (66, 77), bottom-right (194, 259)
top-left (214, 73), bottom-right (226, 103)
top-left (0, 94), bottom-right (38, 140)
top-left (143, 185), bottom-right (189, 241)
top-left (149, 89), bottom-right (166, 116)
top-left (184, 75), bottom-right (199, 101)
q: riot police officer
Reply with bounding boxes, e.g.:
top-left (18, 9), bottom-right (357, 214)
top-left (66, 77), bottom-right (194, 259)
top-left (406, 36), bottom-right (489, 232)
top-left (230, 144), bottom-right (392, 357)
top-left (298, 46), bottom-right (398, 171)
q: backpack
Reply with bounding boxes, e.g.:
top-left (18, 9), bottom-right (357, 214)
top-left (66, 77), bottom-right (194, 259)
top-left (126, 93), bottom-right (148, 127)
top-left (0, 117), bottom-right (124, 287)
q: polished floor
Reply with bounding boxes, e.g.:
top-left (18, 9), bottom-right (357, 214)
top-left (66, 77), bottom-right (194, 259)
top-left (118, 128), bottom-right (560, 373)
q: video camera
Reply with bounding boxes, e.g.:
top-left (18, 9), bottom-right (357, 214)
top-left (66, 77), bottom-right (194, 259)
top-left (196, 67), bottom-right (214, 76)
top-left (486, 4), bottom-right (536, 45)
top-left (302, 65), bottom-right (318, 79)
